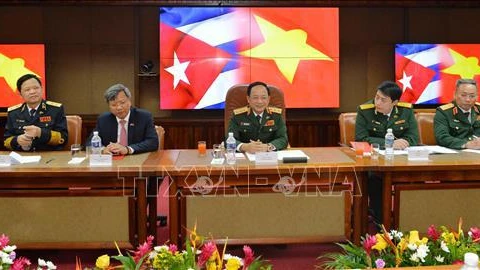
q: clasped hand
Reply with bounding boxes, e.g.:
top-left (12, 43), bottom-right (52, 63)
top-left (241, 140), bottom-right (268, 154)
top-left (18, 125), bottom-right (41, 149)
top-left (104, 142), bottom-right (128, 155)
top-left (393, 138), bottom-right (409, 150)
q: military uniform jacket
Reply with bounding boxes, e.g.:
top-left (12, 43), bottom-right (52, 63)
top-left (434, 101), bottom-right (480, 149)
top-left (227, 106), bottom-right (288, 151)
top-left (4, 100), bottom-right (68, 151)
top-left (355, 100), bottom-right (419, 147)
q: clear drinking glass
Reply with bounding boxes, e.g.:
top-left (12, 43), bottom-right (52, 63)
top-left (70, 144), bottom-right (82, 158)
top-left (371, 143), bottom-right (380, 160)
top-left (212, 144), bottom-right (223, 159)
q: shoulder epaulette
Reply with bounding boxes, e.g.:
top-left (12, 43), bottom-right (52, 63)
top-left (359, 103), bottom-right (375, 110)
top-left (439, 103), bottom-right (454, 111)
top-left (46, 100), bottom-right (62, 107)
top-left (397, 102), bottom-right (413, 108)
top-left (7, 103), bottom-right (22, 112)
top-left (267, 106), bottom-right (282, 114)
top-left (233, 106), bottom-right (249, 115)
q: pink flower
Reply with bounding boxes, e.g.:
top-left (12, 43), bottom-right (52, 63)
top-left (427, 225), bottom-right (440, 241)
top-left (9, 251), bottom-right (16, 260)
top-left (168, 244), bottom-right (178, 253)
top-left (469, 227), bottom-right (480, 242)
top-left (197, 241), bottom-right (217, 267)
top-left (243, 245), bottom-right (254, 269)
top-left (0, 234), bottom-right (10, 249)
top-left (363, 235), bottom-right (377, 256)
top-left (11, 257), bottom-right (31, 270)
top-left (132, 235), bottom-right (155, 263)
top-left (375, 258), bottom-right (386, 269)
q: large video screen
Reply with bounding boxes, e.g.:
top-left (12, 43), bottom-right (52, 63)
top-left (159, 7), bottom-right (339, 109)
top-left (396, 44), bottom-right (480, 104)
top-left (0, 44), bottom-right (46, 109)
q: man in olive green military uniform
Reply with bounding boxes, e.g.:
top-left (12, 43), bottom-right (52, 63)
top-left (227, 81), bottom-right (288, 153)
top-left (434, 78), bottom-right (480, 149)
top-left (355, 81), bottom-right (419, 227)
top-left (4, 74), bottom-right (68, 151)
top-left (356, 81), bottom-right (419, 149)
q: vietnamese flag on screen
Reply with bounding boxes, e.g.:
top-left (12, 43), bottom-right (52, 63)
top-left (241, 8), bottom-right (339, 108)
top-left (0, 44), bottom-right (46, 108)
top-left (159, 7), bottom-right (339, 109)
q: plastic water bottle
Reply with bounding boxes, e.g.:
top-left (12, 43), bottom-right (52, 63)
top-left (461, 252), bottom-right (479, 270)
top-left (385, 128), bottom-right (394, 161)
top-left (91, 131), bottom-right (102, 155)
top-left (226, 132), bottom-right (236, 165)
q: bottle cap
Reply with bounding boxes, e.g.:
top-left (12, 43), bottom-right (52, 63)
top-left (228, 132), bottom-right (233, 136)
top-left (387, 128), bottom-right (392, 133)
top-left (464, 252), bottom-right (479, 266)
top-left (93, 131), bottom-right (99, 135)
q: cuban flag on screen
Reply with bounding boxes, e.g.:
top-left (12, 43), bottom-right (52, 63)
top-left (395, 44), bottom-right (441, 104)
top-left (159, 7), bottom-right (249, 109)
top-left (396, 44), bottom-right (480, 104)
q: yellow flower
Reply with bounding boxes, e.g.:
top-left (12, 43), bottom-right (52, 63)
top-left (373, 234), bottom-right (388, 251)
top-left (397, 238), bottom-right (408, 252)
top-left (442, 232), bottom-right (457, 244)
top-left (225, 257), bottom-right (242, 270)
top-left (408, 230), bottom-right (428, 245)
top-left (95, 254), bottom-right (110, 269)
top-left (206, 261), bottom-right (218, 270)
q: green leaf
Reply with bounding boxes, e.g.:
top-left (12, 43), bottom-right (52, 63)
top-left (111, 255), bottom-right (136, 270)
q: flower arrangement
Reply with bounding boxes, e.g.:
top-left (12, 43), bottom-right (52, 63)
top-left (93, 224), bottom-right (272, 270)
top-left (318, 218), bottom-right (480, 269)
top-left (0, 233), bottom-right (57, 270)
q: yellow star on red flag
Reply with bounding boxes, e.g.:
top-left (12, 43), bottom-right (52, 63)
top-left (239, 15), bottom-right (333, 83)
top-left (442, 48), bottom-right (480, 79)
top-left (0, 53), bottom-right (39, 92)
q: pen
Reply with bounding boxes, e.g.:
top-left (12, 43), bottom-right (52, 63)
top-left (45, 158), bottom-right (54, 164)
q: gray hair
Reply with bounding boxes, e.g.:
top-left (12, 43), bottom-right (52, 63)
top-left (104, 83), bottom-right (132, 102)
top-left (455, 78), bottom-right (477, 90)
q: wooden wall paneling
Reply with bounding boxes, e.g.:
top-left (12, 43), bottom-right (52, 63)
top-left (0, 116), bottom-right (340, 151)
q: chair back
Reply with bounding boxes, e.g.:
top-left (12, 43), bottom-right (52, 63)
top-left (64, 115), bottom-right (82, 150)
top-left (224, 84), bottom-right (286, 133)
top-left (415, 112), bottom-right (436, 145)
top-left (155, 125), bottom-right (165, 150)
top-left (338, 112), bottom-right (357, 146)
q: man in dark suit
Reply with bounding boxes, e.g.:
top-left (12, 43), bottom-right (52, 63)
top-left (90, 83), bottom-right (158, 155)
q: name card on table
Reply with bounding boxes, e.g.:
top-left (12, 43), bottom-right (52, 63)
top-left (255, 151), bottom-right (278, 165)
top-left (89, 154), bottom-right (113, 167)
top-left (407, 147), bottom-right (429, 161)
top-left (0, 155), bottom-right (11, 166)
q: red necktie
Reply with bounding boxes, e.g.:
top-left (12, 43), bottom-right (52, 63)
top-left (119, 119), bottom-right (128, 146)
